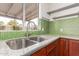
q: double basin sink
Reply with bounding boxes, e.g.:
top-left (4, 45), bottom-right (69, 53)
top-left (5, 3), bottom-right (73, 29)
top-left (6, 37), bottom-right (45, 50)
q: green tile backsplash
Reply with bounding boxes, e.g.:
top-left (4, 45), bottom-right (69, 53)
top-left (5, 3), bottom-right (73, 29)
top-left (1, 17), bottom-right (79, 40)
top-left (49, 17), bottom-right (79, 36)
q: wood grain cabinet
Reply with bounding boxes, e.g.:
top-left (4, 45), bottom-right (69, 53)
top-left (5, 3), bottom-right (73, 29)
top-left (32, 37), bottom-right (79, 56)
top-left (58, 38), bottom-right (69, 56)
top-left (32, 39), bottom-right (60, 56)
top-left (46, 40), bottom-right (58, 56)
top-left (47, 47), bottom-right (57, 56)
top-left (69, 39), bottom-right (79, 56)
top-left (32, 47), bottom-right (46, 56)
top-left (59, 38), bottom-right (79, 56)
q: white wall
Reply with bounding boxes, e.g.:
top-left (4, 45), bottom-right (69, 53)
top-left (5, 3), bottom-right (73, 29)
top-left (47, 3), bottom-right (74, 12)
top-left (51, 5), bottom-right (79, 18)
top-left (39, 3), bottom-right (51, 19)
top-left (40, 3), bottom-right (79, 20)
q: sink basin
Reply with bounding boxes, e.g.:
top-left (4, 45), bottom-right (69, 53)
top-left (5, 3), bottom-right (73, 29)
top-left (6, 37), bottom-right (45, 50)
top-left (24, 39), bottom-right (36, 47)
top-left (29, 37), bottom-right (45, 42)
top-left (6, 38), bottom-right (36, 50)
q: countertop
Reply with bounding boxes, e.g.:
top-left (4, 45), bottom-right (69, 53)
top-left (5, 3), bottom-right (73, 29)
top-left (0, 35), bottom-right (79, 56)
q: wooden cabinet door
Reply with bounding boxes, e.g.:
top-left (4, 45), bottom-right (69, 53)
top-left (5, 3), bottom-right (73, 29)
top-left (69, 40), bottom-right (79, 56)
top-left (47, 40), bottom-right (59, 56)
top-left (47, 47), bottom-right (57, 56)
top-left (46, 42), bottom-right (56, 54)
top-left (64, 39), bottom-right (69, 56)
top-left (55, 39), bottom-right (60, 56)
top-left (32, 47), bottom-right (46, 56)
top-left (59, 38), bottom-right (69, 56)
top-left (59, 38), bottom-right (66, 56)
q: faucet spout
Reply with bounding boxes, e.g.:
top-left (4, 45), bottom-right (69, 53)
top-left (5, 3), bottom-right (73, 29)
top-left (25, 21), bottom-right (37, 38)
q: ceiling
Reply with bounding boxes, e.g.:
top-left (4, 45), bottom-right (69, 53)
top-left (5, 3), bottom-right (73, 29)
top-left (0, 3), bottom-right (38, 20)
top-left (46, 3), bottom-right (79, 19)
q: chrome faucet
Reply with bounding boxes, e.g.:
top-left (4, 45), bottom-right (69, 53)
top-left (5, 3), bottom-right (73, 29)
top-left (25, 21), bottom-right (37, 38)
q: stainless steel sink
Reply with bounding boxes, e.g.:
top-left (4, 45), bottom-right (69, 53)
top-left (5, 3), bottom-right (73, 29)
top-left (24, 39), bottom-right (36, 47)
top-left (6, 38), bottom-right (36, 50)
top-left (6, 37), bottom-right (45, 50)
top-left (29, 37), bottom-right (45, 42)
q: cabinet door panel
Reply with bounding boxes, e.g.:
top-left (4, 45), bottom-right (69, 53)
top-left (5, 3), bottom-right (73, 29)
top-left (59, 38), bottom-right (69, 56)
top-left (64, 39), bottom-right (69, 56)
top-left (47, 39), bottom-right (60, 56)
top-left (69, 40), bottom-right (79, 56)
top-left (47, 42), bottom-right (56, 54)
top-left (32, 47), bottom-right (46, 56)
top-left (59, 38), bottom-right (66, 56)
top-left (47, 47), bottom-right (57, 56)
